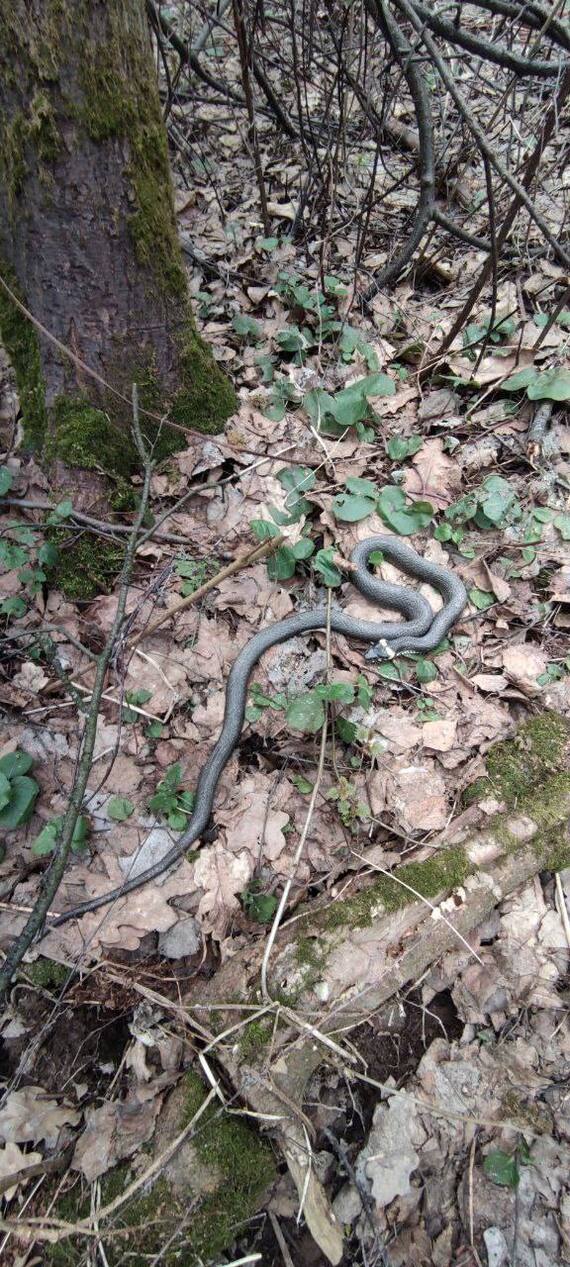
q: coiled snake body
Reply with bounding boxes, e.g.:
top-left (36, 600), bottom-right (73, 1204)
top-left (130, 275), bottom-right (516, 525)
top-left (53, 536), bottom-right (467, 927)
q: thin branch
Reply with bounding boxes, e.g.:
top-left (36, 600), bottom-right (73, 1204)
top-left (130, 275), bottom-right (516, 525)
top-left (409, 0), bottom-right (569, 77)
top-left (127, 533), bottom-right (284, 647)
top-left (0, 388), bottom-right (152, 1001)
top-left (361, 0), bottom-right (436, 299)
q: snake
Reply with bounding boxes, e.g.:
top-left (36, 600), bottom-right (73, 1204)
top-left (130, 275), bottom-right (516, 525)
top-left (51, 536), bottom-right (467, 927)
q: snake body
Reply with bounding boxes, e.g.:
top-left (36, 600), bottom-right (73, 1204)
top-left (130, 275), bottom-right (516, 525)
top-left (52, 536), bottom-right (466, 927)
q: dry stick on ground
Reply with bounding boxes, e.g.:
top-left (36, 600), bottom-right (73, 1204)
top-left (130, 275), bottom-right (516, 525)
top-left (127, 533), bottom-right (284, 648)
top-left (0, 388), bottom-right (153, 1003)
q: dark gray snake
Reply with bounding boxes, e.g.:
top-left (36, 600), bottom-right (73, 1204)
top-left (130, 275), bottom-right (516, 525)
top-left (52, 536), bottom-right (466, 927)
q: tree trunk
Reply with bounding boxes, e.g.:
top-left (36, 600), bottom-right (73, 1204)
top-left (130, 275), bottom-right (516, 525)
top-left (0, 0), bottom-right (236, 481)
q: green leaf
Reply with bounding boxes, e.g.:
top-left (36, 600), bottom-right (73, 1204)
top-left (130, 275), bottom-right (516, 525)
top-left (267, 546), bottom-right (297, 580)
top-left (361, 372), bottom-right (396, 398)
top-left (125, 688), bottom-right (153, 707)
top-left (32, 821), bottom-right (59, 856)
top-left (277, 465), bottom-right (315, 518)
top-left (328, 384), bottom-right (369, 427)
top-left (0, 542), bottom-right (28, 570)
top-left (38, 541), bottom-right (60, 568)
top-left (286, 691), bottom-right (325, 733)
top-left (323, 274), bottom-right (348, 296)
top-left (146, 721), bottom-right (164, 739)
top-left (1, 596), bottom-right (27, 618)
top-left (554, 514), bottom-right (570, 540)
top-left (335, 716), bottom-right (357, 743)
top-left (378, 485), bottom-right (433, 535)
top-left (292, 775), bottom-right (314, 794)
top-left (483, 1151), bottom-right (520, 1189)
top-left (386, 435), bottom-right (423, 460)
top-left (250, 518), bottom-right (280, 541)
top-left (291, 537), bottom-right (314, 560)
top-left (167, 809), bottom-right (188, 832)
top-left (469, 587), bottom-right (495, 610)
top-left (315, 681), bottom-right (355, 704)
top-left (0, 466), bottom-right (13, 496)
top-left (376, 662), bottom-right (402, 680)
top-left (345, 476), bottom-right (378, 499)
top-left (47, 498), bottom-right (73, 524)
top-left (0, 750), bottom-right (34, 778)
top-left (331, 493), bottom-right (376, 522)
top-left (501, 367), bottom-right (539, 392)
top-left (313, 547), bottom-right (342, 587)
top-left (276, 325), bottom-right (311, 354)
top-left (232, 314), bottom-right (262, 341)
top-left (303, 387), bottom-right (337, 424)
top-left (415, 658), bottom-right (438, 683)
top-left (0, 775), bottom-right (39, 829)
top-left (357, 674), bottom-right (373, 708)
top-left (107, 796), bottom-right (134, 822)
top-left (478, 475), bottom-right (518, 526)
top-left (243, 890), bottom-right (279, 923)
top-left (0, 772), bottom-right (11, 812)
top-left (527, 367), bottom-right (570, 401)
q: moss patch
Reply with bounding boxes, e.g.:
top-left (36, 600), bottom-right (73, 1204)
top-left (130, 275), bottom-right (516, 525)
top-left (49, 397), bottom-right (135, 477)
top-left (47, 1070), bottom-right (274, 1267)
top-left (0, 264), bottom-right (46, 450)
top-left (321, 845), bottom-right (471, 932)
top-left (465, 712), bottom-right (570, 808)
top-left (180, 1070), bottom-right (274, 1261)
top-left (54, 534), bottom-right (124, 601)
top-left (23, 957), bottom-right (69, 991)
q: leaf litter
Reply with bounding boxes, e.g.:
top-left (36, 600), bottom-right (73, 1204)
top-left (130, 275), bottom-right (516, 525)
top-left (1, 9), bottom-right (570, 1263)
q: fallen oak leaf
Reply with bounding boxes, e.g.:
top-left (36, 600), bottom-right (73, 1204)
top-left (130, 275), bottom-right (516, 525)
top-left (0, 1086), bottom-right (79, 1148)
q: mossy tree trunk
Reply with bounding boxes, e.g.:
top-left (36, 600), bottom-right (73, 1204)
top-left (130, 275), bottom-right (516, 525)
top-left (0, 0), bottom-right (236, 481)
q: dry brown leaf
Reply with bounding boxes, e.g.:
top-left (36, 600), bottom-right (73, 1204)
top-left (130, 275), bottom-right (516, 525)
top-left (72, 1093), bottom-right (162, 1182)
top-left (0, 1086), bottom-right (79, 1147)
top-left (471, 673), bottom-right (508, 694)
top-left (0, 1142), bottom-right (42, 1199)
top-left (403, 438), bottom-right (462, 505)
top-left (502, 645), bottom-right (547, 695)
top-left (422, 719), bottom-right (457, 752)
top-left (194, 843), bottom-right (252, 935)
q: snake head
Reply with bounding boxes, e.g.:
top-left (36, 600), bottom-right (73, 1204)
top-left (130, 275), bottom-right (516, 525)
top-left (364, 639), bottom-right (394, 662)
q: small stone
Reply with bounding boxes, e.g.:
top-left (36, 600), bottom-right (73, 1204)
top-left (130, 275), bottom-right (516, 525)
top-left (159, 917), bottom-right (201, 959)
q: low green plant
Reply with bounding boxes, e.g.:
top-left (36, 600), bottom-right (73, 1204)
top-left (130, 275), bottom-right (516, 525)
top-left (241, 882), bottom-right (279, 923)
top-left (0, 750), bottom-right (40, 830)
top-left (32, 814), bottom-right (90, 856)
top-left (148, 763), bottom-right (195, 831)
top-left (327, 776), bottom-right (370, 830)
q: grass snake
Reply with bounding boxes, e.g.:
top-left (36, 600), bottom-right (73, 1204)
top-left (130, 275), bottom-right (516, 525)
top-left (52, 535), bottom-right (467, 927)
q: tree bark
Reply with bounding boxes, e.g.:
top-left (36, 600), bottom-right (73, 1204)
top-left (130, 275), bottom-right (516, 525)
top-left (0, 0), bottom-right (236, 478)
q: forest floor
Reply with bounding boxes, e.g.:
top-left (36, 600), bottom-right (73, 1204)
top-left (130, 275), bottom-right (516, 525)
top-left (1, 6), bottom-right (570, 1267)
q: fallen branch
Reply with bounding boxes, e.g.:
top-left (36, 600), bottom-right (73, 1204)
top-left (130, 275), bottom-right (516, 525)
top-left (127, 533), bottom-right (284, 647)
top-left (0, 389), bottom-right (152, 1001)
top-left (185, 714), bottom-right (570, 1263)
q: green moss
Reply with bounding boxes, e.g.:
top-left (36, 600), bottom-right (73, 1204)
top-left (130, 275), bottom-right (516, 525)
top-left (50, 397), bottom-right (135, 476)
top-left (171, 328), bottom-right (238, 435)
top-left (0, 263), bottom-right (46, 450)
top-left (180, 1071), bottom-right (275, 1261)
top-left (239, 1017), bottom-right (274, 1059)
top-left (54, 534), bottom-right (124, 601)
top-left (295, 934), bottom-right (329, 989)
top-left (23, 957), bottom-right (69, 990)
top-left (1, 92), bottom-right (59, 208)
top-left (322, 845), bottom-right (471, 931)
top-left (48, 1071), bottom-right (275, 1267)
top-left (482, 713), bottom-right (569, 807)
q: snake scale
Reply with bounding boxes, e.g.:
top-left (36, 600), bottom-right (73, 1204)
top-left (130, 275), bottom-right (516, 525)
top-left (52, 536), bottom-right (467, 927)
